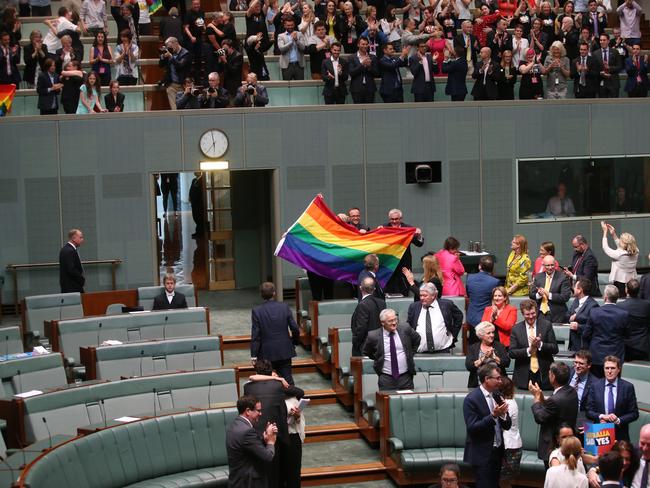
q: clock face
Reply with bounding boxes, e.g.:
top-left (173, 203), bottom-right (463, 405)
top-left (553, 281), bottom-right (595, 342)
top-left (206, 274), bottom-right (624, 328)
top-left (199, 130), bottom-right (229, 158)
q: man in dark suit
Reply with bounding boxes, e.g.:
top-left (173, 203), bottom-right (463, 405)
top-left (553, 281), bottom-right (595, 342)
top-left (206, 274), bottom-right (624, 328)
top-left (442, 48), bottom-right (469, 101)
top-left (220, 39), bottom-right (244, 101)
top-left (471, 47), bottom-right (501, 100)
top-left (409, 41), bottom-right (437, 102)
top-left (152, 273), bottom-right (188, 310)
top-left (0, 32), bottom-right (21, 85)
top-left (59, 228), bottom-right (85, 293)
top-left (509, 299), bottom-right (559, 390)
top-left (581, 0), bottom-right (607, 38)
top-left (463, 362), bottom-right (511, 488)
top-left (321, 42), bottom-right (348, 104)
top-left (565, 234), bottom-right (601, 297)
top-left (585, 355), bottom-right (639, 442)
top-left (36, 58), bottom-right (62, 115)
top-left (572, 42), bottom-right (599, 98)
top-left (594, 33), bottom-right (623, 98)
top-left (466, 256), bottom-right (500, 340)
top-left (565, 278), bottom-right (599, 352)
top-left (617, 279), bottom-right (650, 361)
top-left (529, 255), bottom-right (572, 324)
top-left (357, 253), bottom-right (385, 301)
top-left (348, 37), bottom-right (378, 104)
top-left (378, 43), bottom-right (410, 103)
top-left (243, 360), bottom-right (305, 488)
top-left (363, 308), bottom-right (421, 390)
top-left (407, 283), bottom-right (463, 353)
top-left (624, 44), bottom-right (650, 98)
top-left (382, 208), bottom-right (424, 295)
top-left (569, 350), bottom-right (598, 415)
top-left (486, 19), bottom-right (512, 62)
top-left (582, 285), bottom-right (629, 378)
top-left (530, 361), bottom-right (578, 463)
top-left (453, 20), bottom-right (479, 74)
top-left (226, 395), bottom-right (278, 488)
top-left (351, 277), bottom-right (386, 356)
top-left (251, 282), bottom-right (300, 385)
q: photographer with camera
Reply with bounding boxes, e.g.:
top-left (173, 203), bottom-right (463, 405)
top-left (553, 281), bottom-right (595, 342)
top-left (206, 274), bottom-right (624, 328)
top-left (217, 39), bottom-right (244, 102)
top-left (245, 33), bottom-right (271, 81)
top-left (176, 76), bottom-right (204, 109)
top-left (202, 72), bottom-right (229, 108)
top-left (159, 36), bottom-right (192, 110)
top-left (234, 72), bottom-right (269, 107)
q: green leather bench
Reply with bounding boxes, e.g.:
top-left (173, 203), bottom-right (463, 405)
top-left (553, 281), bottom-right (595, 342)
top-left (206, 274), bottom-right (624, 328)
top-left (137, 285), bottom-right (197, 310)
top-left (330, 327), bottom-right (354, 407)
top-left (19, 408), bottom-right (236, 488)
top-left (90, 336), bottom-right (223, 380)
top-left (622, 362), bottom-right (650, 404)
top-left (10, 368), bottom-right (236, 445)
top-left (0, 326), bottom-right (24, 356)
top-left (54, 307), bottom-right (210, 364)
top-left (0, 352), bottom-right (67, 399)
top-left (23, 293), bottom-right (83, 338)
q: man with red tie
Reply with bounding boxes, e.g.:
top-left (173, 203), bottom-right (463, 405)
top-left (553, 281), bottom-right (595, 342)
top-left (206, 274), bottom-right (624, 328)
top-left (409, 41), bottom-right (437, 102)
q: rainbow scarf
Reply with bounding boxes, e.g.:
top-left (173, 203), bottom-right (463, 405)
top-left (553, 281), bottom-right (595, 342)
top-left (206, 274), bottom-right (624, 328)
top-left (275, 195), bottom-right (416, 286)
top-left (0, 84), bottom-right (16, 117)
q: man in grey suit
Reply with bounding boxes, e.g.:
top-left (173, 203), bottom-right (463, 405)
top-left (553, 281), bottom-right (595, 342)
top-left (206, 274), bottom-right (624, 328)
top-left (529, 255), bottom-right (572, 324)
top-left (363, 308), bottom-right (421, 390)
top-left (277, 16), bottom-right (306, 80)
top-left (226, 395), bottom-right (278, 488)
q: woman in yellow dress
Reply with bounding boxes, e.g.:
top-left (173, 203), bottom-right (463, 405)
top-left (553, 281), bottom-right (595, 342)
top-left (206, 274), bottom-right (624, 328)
top-left (506, 234), bottom-right (531, 296)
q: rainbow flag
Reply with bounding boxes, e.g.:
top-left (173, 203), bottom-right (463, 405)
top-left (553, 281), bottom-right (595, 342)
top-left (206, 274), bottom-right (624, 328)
top-left (148, 0), bottom-right (163, 15)
top-left (0, 84), bottom-right (16, 117)
top-left (275, 195), bottom-right (416, 286)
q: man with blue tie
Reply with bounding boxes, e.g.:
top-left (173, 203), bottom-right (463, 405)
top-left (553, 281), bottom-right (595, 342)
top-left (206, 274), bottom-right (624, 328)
top-left (463, 363), bottom-right (511, 488)
top-left (565, 278), bottom-right (599, 351)
top-left (585, 355), bottom-right (639, 442)
top-left (466, 256), bottom-right (499, 343)
top-left (379, 43), bottom-right (410, 103)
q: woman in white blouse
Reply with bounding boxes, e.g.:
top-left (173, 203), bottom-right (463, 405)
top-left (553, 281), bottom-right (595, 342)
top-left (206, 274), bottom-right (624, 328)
top-left (601, 221), bottom-right (639, 297)
top-left (544, 436), bottom-right (588, 488)
top-left (500, 377), bottom-right (522, 488)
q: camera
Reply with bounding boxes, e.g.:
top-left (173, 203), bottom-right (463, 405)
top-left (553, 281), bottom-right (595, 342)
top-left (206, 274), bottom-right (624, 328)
top-left (207, 87), bottom-right (215, 94)
top-left (216, 48), bottom-right (226, 57)
top-left (245, 84), bottom-right (255, 94)
top-left (192, 87), bottom-right (203, 97)
top-left (159, 46), bottom-right (169, 55)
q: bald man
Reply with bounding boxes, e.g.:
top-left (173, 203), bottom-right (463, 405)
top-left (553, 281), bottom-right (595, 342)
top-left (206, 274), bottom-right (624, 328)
top-left (529, 255), bottom-right (572, 323)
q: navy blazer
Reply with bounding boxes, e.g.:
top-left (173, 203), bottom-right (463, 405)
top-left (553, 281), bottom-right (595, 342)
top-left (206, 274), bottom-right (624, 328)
top-left (250, 300), bottom-right (299, 362)
top-left (442, 58), bottom-right (468, 97)
top-left (378, 55), bottom-right (407, 95)
top-left (463, 386), bottom-right (512, 466)
top-left (321, 57), bottom-right (349, 96)
top-left (529, 271), bottom-right (572, 324)
top-left (585, 377), bottom-right (639, 441)
top-left (406, 299), bottom-right (464, 346)
top-left (58, 242), bottom-right (84, 293)
top-left (565, 296), bottom-right (599, 352)
top-left (571, 247), bottom-right (601, 297)
top-left (508, 317), bottom-right (558, 390)
top-left (568, 368), bottom-right (598, 412)
top-left (465, 271), bottom-right (500, 327)
top-left (36, 71), bottom-right (60, 112)
top-left (624, 56), bottom-right (650, 93)
top-left (582, 304), bottom-right (629, 366)
top-left (348, 54), bottom-right (379, 94)
top-left (408, 53), bottom-right (437, 94)
top-left (616, 297), bottom-right (650, 357)
top-left (357, 269), bottom-right (385, 301)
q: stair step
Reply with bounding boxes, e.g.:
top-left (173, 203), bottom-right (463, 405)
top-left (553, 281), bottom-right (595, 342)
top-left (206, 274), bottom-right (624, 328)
top-left (235, 358), bottom-right (318, 375)
top-left (222, 335), bottom-right (251, 350)
top-left (300, 462), bottom-right (386, 486)
top-left (305, 422), bottom-right (361, 443)
top-left (304, 388), bottom-right (338, 405)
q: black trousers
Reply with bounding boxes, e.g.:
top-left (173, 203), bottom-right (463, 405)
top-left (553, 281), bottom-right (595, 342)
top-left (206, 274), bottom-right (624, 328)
top-left (281, 63), bottom-right (304, 80)
top-left (451, 94), bottom-right (466, 101)
top-left (40, 108), bottom-right (58, 115)
top-left (381, 89), bottom-right (404, 103)
top-left (626, 347), bottom-right (649, 361)
top-left (306, 270), bottom-right (333, 301)
top-left (378, 372), bottom-right (413, 391)
top-left (160, 173), bottom-right (179, 212)
top-left (271, 358), bottom-right (294, 385)
top-left (31, 5), bottom-right (52, 15)
top-left (323, 88), bottom-right (347, 104)
top-left (472, 445), bottom-right (504, 488)
top-left (278, 433), bottom-right (302, 488)
top-left (351, 91), bottom-right (375, 103)
top-left (414, 82), bottom-right (435, 102)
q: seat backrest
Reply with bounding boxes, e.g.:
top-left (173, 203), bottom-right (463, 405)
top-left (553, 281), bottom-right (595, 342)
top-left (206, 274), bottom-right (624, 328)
top-left (0, 326), bottom-right (23, 356)
top-left (314, 300), bottom-right (359, 330)
top-left (137, 285), bottom-right (196, 310)
top-left (0, 353), bottom-right (67, 398)
top-left (58, 315), bottom-right (131, 360)
top-left (296, 277), bottom-right (312, 317)
top-left (24, 293), bottom-right (83, 336)
top-left (516, 394), bottom-right (540, 452)
top-left (553, 325), bottom-right (570, 351)
top-left (334, 328), bottom-right (353, 374)
top-left (386, 297), bottom-right (414, 322)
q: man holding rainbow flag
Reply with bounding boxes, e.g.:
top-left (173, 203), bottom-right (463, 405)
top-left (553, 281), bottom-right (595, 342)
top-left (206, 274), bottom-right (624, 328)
top-left (0, 84), bottom-right (16, 117)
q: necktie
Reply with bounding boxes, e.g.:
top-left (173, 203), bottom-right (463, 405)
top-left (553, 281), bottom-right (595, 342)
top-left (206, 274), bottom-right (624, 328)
top-left (528, 325), bottom-right (539, 373)
top-left (389, 332), bottom-right (400, 379)
top-left (604, 49), bottom-right (608, 64)
top-left (593, 13), bottom-right (599, 37)
top-left (465, 36), bottom-right (471, 62)
top-left (580, 57), bottom-right (586, 86)
top-left (540, 274), bottom-right (551, 314)
top-left (640, 460), bottom-right (648, 488)
top-left (573, 375), bottom-right (583, 407)
top-left (607, 382), bottom-right (615, 414)
top-left (487, 394), bottom-right (503, 447)
top-left (425, 306), bottom-right (435, 352)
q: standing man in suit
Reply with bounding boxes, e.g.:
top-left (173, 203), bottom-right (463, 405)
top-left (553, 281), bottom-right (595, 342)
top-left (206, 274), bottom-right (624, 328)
top-left (409, 40), bottom-right (437, 102)
top-left (569, 350), bottom-right (597, 415)
top-left (581, 0), bottom-right (607, 38)
top-left (466, 256), bottom-right (500, 341)
top-left (351, 277), bottom-right (386, 356)
top-left (363, 308), bottom-right (421, 390)
top-left (322, 42), bottom-right (349, 104)
top-left (243, 360), bottom-right (305, 488)
top-left (36, 58), bottom-right (62, 115)
top-left (582, 285), bottom-right (629, 378)
top-left (463, 363), bottom-right (511, 488)
top-left (624, 43), bottom-right (649, 97)
top-left (357, 253), bottom-right (385, 301)
top-left (348, 37), bottom-right (379, 104)
top-left (251, 282), bottom-right (300, 385)
top-left (529, 362), bottom-right (578, 464)
top-left (152, 273), bottom-right (188, 310)
top-left (585, 355), bottom-right (639, 442)
top-left (572, 42), bottom-right (599, 98)
top-left (378, 43), bottom-right (410, 103)
top-left (226, 395), bottom-right (278, 488)
top-left (277, 16), bottom-right (306, 80)
top-left (594, 33), bottom-right (623, 98)
top-left (453, 20), bottom-right (478, 76)
top-left (0, 32), bottom-right (20, 85)
top-left (617, 278), bottom-right (650, 361)
top-left (442, 47), bottom-right (469, 101)
top-left (59, 228), bottom-right (85, 293)
top-left (509, 299), bottom-right (559, 390)
top-left (565, 234), bottom-right (601, 297)
top-left (406, 283), bottom-right (463, 353)
top-left (382, 209), bottom-right (424, 295)
top-left (529, 255), bottom-right (572, 324)
top-left (565, 278), bottom-right (599, 352)
top-left (471, 47), bottom-right (500, 100)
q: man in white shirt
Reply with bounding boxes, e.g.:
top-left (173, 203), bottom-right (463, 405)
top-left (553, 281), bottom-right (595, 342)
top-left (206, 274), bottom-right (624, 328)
top-left (43, 7), bottom-right (80, 54)
top-left (152, 273), bottom-right (188, 310)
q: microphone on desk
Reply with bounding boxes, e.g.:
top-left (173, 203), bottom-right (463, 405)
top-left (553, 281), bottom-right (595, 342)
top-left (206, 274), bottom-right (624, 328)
top-left (42, 417), bottom-right (53, 451)
top-left (153, 388), bottom-right (157, 417)
top-left (0, 455), bottom-right (17, 482)
top-left (97, 323), bottom-right (103, 346)
top-left (192, 345), bottom-right (197, 372)
top-left (139, 350), bottom-right (144, 377)
top-left (4, 335), bottom-right (9, 359)
top-left (163, 316), bottom-right (168, 341)
top-left (415, 366), bottom-right (431, 392)
top-left (100, 399), bottom-right (107, 428)
top-left (15, 369), bottom-right (23, 395)
top-left (207, 380), bottom-right (213, 408)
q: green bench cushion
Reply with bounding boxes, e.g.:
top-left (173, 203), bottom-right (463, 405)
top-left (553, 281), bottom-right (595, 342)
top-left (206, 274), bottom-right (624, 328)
top-left (124, 466), bottom-right (229, 487)
top-left (24, 292), bottom-right (83, 336)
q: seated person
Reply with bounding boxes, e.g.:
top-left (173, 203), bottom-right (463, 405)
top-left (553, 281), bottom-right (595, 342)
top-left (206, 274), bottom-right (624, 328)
top-left (429, 463), bottom-right (470, 488)
top-left (152, 273), bottom-right (188, 310)
top-left (234, 72), bottom-right (269, 107)
top-left (545, 182), bottom-right (576, 217)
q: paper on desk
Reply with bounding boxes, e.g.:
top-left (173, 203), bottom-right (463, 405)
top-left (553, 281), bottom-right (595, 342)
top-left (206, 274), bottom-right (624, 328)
top-left (102, 340), bottom-right (123, 346)
top-left (32, 346), bottom-right (49, 355)
top-left (15, 390), bottom-right (43, 398)
top-left (396, 390), bottom-right (414, 394)
top-left (114, 416), bottom-right (141, 422)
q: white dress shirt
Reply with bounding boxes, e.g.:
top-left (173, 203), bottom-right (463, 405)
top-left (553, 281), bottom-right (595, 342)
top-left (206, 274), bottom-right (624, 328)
top-left (415, 301), bottom-right (452, 352)
top-left (382, 328), bottom-right (408, 375)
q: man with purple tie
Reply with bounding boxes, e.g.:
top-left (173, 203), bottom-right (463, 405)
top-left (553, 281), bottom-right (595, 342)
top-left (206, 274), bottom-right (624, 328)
top-left (363, 308), bottom-right (421, 390)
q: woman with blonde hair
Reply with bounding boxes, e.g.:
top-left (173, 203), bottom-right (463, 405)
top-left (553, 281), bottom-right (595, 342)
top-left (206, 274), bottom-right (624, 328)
top-left (506, 235), bottom-right (531, 296)
top-left (543, 436), bottom-right (588, 488)
top-left (601, 221), bottom-right (639, 296)
top-left (403, 254), bottom-right (444, 300)
top-left (465, 321), bottom-right (510, 387)
top-left (542, 41), bottom-right (570, 99)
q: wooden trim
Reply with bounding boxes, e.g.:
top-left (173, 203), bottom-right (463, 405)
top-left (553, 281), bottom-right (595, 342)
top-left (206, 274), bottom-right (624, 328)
top-left (294, 278), bottom-right (301, 327)
top-left (79, 346), bottom-right (97, 381)
top-left (304, 422), bottom-right (360, 443)
top-left (45, 320), bottom-right (60, 353)
top-left (19, 299), bottom-right (26, 338)
top-left (217, 335), bottom-right (225, 368)
top-left (205, 307), bottom-right (211, 335)
top-left (0, 398), bottom-right (26, 449)
top-left (221, 335), bottom-right (251, 350)
top-left (300, 462), bottom-right (386, 487)
top-left (309, 301), bottom-right (320, 365)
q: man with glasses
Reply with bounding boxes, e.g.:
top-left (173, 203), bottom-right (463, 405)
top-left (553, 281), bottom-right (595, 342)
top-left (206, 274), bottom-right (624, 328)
top-left (529, 255), bottom-right (572, 324)
top-left (569, 350), bottom-right (597, 413)
top-left (463, 363), bottom-right (511, 488)
top-left (381, 209), bottom-right (424, 295)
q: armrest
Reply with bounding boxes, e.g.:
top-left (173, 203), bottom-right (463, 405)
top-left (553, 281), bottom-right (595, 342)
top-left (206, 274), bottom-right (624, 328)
top-left (360, 397), bottom-right (375, 412)
top-left (300, 310), bottom-right (309, 318)
top-left (387, 437), bottom-right (404, 452)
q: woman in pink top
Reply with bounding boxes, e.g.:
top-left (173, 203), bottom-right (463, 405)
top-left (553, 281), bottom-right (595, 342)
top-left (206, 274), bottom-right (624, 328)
top-left (435, 236), bottom-right (466, 296)
top-left (532, 241), bottom-right (560, 277)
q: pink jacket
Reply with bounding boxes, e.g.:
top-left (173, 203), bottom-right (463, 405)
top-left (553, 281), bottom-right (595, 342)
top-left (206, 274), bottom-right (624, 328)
top-left (435, 249), bottom-right (466, 296)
